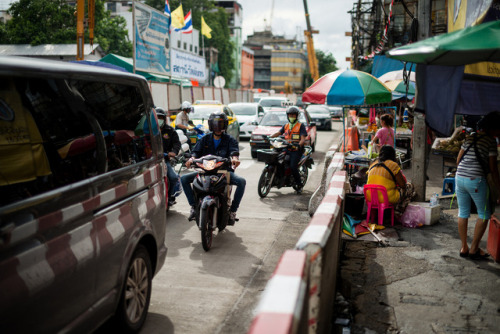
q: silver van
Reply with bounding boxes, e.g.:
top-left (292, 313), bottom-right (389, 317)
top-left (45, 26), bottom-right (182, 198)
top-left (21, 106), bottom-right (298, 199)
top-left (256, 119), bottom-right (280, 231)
top-left (0, 57), bottom-right (167, 333)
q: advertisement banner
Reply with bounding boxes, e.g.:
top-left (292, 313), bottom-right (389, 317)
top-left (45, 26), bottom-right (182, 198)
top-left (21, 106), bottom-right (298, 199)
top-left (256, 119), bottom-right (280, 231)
top-left (448, 0), bottom-right (500, 78)
top-left (171, 49), bottom-right (207, 81)
top-left (133, 2), bottom-right (170, 75)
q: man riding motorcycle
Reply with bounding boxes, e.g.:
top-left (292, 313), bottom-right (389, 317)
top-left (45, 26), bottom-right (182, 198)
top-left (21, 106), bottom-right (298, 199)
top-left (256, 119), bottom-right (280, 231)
top-left (269, 106), bottom-right (307, 193)
top-left (182, 111), bottom-right (246, 224)
top-left (157, 108), bottom-right (181, 206)
top-left (176, 101), bottom-right (192, 133)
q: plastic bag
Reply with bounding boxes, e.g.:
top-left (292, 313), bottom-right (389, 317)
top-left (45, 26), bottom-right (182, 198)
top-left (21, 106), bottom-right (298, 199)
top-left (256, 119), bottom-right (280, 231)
top-left (400, 204), bottom-right (424, 228)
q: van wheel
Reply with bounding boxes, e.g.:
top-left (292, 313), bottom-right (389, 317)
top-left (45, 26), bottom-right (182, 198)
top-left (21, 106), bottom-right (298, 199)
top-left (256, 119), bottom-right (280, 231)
top-left (251, 150), bottom-right (257, 159)
top-left (116, 245), bottom-right (152, 333)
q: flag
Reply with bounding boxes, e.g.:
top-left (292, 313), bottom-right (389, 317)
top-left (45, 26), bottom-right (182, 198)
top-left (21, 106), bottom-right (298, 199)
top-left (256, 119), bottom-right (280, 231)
top-left (174, 10), bottom-right (193, 34)
top-left (201, 16), bottom-right (212, 39)
top-left (171, 4), bottom-right (185, 30)
top-left (164, 0), bottom-right (170, 15)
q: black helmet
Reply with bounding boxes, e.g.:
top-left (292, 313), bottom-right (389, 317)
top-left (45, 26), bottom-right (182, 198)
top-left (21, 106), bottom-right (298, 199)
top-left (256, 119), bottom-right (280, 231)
top-left (286, 106), bottom-right (300, 116)
top-left (208, 111), bottom-right (228, 132)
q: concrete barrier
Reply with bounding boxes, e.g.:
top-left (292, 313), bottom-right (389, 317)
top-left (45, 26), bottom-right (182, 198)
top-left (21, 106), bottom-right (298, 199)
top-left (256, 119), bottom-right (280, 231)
top-left (250, 144), bottom-right (348, 334)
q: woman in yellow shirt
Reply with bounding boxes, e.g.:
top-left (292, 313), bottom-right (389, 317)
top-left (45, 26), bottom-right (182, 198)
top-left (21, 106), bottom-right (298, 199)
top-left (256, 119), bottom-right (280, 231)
top-left (366, 146), bottom-right (415, 217)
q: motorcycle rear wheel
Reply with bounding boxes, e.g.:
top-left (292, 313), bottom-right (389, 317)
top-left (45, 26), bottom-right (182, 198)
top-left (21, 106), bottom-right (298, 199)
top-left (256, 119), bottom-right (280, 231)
top-left (258, 168), bottom-right (272, 198)
top-left (201, 205), bottom-right (215, 251)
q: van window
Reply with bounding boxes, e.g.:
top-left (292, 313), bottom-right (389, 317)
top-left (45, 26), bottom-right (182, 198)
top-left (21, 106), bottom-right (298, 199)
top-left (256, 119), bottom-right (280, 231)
top-left (0, 76), bottom-right (154, 206)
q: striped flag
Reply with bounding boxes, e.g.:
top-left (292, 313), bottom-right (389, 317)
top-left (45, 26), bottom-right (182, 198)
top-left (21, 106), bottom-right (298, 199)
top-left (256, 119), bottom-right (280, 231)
top-left (164, 0), bottom-right (170, 15)
top-left (175, 10), bottom-right (193, 34)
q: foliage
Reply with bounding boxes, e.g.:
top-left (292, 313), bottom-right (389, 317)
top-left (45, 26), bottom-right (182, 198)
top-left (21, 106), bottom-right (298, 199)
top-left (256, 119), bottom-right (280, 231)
top-left (145, 0), bottom-right (234, 86)
top-left (0, 0), bottom-right (132, 57)
top-left (316, 50), bottom-right (339, 76)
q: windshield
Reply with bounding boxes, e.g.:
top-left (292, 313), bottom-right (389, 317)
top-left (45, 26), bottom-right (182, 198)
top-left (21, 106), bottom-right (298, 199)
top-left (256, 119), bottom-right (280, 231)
top-left (191, 106), bottom-right (221, 120)
top-left (260, 111), bottom-right (306, 126)
top-left (307, 106), bottom-right (331, 115)
top-left (259, 99), bottom-right (287, 108)
top-left (229, 104), bottom-right (257, 116)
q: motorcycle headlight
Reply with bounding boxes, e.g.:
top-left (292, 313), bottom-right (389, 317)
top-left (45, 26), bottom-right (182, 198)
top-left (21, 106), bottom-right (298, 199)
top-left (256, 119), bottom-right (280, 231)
top-left (272, 141), bottom-right (284, 148)
top-left (201, 160), bottom-right (223, 170)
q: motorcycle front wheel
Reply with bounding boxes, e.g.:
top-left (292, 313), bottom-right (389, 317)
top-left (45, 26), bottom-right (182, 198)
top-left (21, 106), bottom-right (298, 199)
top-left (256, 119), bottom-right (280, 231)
top-left (299, 165), bottom-right (309, 186)
top-left (258, 167), bottom-right (272, 198)
top-left (200, 205), bottom-right (215, 251)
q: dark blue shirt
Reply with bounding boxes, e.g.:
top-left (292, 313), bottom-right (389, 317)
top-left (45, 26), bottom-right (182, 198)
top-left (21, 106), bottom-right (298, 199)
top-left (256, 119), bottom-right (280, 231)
top-left (192, 133), bottom-right (239, 170)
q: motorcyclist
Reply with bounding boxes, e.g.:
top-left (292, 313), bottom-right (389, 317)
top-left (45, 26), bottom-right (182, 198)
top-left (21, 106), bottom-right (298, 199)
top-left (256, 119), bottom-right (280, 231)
top-left (181, 111), bottom-right (246, 224)
top-left (269, 106), bottom-right (307, 193)
top-left (176, 101), bottom-right (192, 133)
top-left (157, 108), bottom-right (181, 206)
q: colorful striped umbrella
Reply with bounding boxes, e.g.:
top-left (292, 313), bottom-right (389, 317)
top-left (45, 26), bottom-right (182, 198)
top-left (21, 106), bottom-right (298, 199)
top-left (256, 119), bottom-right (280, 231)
top-left (384, 79), bottom-right (416, 100)
top-left (302, 69), bottom-right (392, 106)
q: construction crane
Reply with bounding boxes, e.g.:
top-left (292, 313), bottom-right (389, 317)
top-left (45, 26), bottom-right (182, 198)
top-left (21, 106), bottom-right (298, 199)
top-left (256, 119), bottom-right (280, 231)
top-left (76, 0), bottom-right (95, 61)
top-left (302, 0), bottom-right (319, 82)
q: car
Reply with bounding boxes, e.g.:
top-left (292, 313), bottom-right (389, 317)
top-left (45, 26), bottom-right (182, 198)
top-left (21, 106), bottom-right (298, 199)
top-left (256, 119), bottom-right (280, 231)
top-left (0, 57), bottom-right (167, 333)
top-left (327, 105), bottom-right (344, 118)
top-left (228, 102), bottom-right (265, 139)
top-left (258, 96), bottom-right (293, 111)
top-left (249, 108), bottom-right (317, 158)
top-left (306, 104), bottom-right (333, 130)
top-left (170, 104), bottom-right (240, 141)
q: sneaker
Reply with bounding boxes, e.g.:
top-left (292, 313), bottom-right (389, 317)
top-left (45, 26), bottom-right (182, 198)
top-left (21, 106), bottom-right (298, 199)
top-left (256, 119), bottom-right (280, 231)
top-left (188, 206), bottom-right (196, 221)
top-left (227, 211), bottom-right (239, 225)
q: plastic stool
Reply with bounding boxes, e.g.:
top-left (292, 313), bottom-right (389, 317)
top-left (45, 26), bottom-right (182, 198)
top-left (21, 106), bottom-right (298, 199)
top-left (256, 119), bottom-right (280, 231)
top-left (442, 177), bottom-right (455, 195)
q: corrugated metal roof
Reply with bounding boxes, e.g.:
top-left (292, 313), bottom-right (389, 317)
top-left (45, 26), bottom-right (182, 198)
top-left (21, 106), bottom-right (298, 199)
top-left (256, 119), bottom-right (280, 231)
top-left (0, 44), bottom-right (101, 56)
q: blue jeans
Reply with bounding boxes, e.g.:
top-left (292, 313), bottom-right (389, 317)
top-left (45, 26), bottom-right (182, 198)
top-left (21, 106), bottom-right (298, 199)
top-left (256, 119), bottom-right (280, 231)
top-left (166, 161), bottom-right (178, 199)
top-left (456, 175), bottom-right (491, 219)
top-left (181, 171), bottom-right (246, 212)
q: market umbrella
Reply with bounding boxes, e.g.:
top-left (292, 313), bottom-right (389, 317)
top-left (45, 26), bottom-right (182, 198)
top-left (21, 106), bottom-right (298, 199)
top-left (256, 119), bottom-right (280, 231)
top-left (302, 69), bottom-right (392, 106)
top-left (384, 80), bottom-right (416, 100)
top-left (378, 70), bottom-right (415, 83)
top-left (386, 20), bottom-right (500, 66)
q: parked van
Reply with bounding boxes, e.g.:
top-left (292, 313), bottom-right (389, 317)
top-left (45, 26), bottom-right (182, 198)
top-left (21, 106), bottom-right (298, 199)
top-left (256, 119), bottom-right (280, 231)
top-left (0, 57), bottom-right (168, 333)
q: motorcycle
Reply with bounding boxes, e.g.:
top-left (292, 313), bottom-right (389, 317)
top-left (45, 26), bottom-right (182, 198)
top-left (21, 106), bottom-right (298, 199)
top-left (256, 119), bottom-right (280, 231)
top-left (186, 123), bottom-right (208, 149)
top-left (257, 137), bottom-right (314, 198)
top-left (190, 154), bottom-right (234, 251)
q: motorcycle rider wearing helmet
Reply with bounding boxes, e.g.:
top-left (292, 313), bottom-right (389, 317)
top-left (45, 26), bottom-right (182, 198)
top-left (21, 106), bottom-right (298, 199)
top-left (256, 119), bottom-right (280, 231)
top-left (269, 106), bottom-right (307, 193)
top-left (157, 108), bottom-right (181, 206)
top-left (182, 111), bottom-right (246, 224)
top-left (176, 101), bottom-right (192, 132)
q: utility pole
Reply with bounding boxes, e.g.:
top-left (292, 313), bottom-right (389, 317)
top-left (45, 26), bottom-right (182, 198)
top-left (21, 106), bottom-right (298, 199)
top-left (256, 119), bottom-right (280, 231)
top-left (412, 0), bottom-right (432, 201)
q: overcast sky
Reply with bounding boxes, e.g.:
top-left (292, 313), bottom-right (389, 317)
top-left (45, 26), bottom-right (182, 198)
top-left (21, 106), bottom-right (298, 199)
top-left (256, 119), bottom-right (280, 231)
top-left (239, 0), bottom-right (355, 70)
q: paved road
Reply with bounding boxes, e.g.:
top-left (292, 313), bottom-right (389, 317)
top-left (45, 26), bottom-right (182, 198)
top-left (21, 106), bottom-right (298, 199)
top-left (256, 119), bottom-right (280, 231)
top-left (140, 122), bottom-right (342, 334)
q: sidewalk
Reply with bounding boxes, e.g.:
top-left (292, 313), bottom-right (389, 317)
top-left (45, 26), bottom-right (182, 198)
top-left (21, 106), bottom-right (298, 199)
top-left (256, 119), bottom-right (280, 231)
top-left (335, 152), bottom-right (500, 333)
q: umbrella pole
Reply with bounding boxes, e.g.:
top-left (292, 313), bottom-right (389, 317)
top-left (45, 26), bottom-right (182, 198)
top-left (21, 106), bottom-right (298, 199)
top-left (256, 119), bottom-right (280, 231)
top-left (343, 106), bottom-right (346, 152)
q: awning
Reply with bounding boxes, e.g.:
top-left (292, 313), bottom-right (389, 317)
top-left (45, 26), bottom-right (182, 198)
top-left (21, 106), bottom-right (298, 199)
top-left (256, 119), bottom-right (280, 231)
top-left (371, 55), bottom-right (415, 78)
top-left (100, 54), bottom-right (192, 87)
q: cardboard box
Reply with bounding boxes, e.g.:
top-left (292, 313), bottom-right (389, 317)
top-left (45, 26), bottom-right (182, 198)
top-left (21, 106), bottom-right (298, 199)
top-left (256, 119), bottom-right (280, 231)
top-left (411, 202), bottom-right (441, 225)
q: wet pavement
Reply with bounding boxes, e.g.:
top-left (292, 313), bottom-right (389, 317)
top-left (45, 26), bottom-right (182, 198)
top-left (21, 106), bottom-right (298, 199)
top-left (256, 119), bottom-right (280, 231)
top-left (334, 152), bottom-right (500, 333)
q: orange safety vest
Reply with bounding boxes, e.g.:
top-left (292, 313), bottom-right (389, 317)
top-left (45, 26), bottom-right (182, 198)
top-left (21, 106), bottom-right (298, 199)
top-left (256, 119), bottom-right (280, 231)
top-left (284, 122), bottom-right (302, 143)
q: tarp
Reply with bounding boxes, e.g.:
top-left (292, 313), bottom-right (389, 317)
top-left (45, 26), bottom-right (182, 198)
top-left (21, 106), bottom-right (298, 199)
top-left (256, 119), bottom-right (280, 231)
top-left (371, 55), bottom-right (415, 78)
top-left (100, 54), bottom-right (192, 87)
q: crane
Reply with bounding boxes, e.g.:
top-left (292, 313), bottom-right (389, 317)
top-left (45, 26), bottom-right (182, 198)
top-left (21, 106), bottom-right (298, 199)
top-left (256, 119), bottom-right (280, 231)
top-left (76, 0), bottom-right (95, 61)
top-left (302, 0), bottom-right (319, 82)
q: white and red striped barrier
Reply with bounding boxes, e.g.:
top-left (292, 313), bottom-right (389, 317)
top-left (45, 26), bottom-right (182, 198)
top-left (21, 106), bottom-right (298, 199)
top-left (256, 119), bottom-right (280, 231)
top-left (248, 250), bottom-right (308, 334)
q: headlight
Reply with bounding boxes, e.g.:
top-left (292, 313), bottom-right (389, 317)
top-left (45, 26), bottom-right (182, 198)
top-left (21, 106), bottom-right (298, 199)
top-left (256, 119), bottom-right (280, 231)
top-left (272, 141), bottom-right (284, 148)
top-left (200, 160), bottom-right (223, 171)
top-left (252, 135), bottom-right (264, 141)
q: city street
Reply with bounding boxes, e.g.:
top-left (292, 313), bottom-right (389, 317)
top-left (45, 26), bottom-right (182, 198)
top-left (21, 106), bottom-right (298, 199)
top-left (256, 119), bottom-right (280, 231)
top-left (140, 123), bottom-right (342, 333)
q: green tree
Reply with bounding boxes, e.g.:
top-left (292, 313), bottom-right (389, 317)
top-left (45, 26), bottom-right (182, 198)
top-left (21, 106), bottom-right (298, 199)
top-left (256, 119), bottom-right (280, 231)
top-left (0, 0), bottom-right (132, 57)
top-left (145, 0), bottom-right (234, 86)
top-left (316, 50), bottom-right (338, 77)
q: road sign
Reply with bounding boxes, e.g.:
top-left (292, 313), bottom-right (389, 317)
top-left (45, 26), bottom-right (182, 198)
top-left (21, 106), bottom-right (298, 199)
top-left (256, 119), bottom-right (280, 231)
top-left (213, 76), bottom-right (225, 88)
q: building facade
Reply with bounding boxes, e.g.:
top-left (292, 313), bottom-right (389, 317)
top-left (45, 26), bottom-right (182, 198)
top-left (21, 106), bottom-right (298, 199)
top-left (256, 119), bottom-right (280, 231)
top-left (241, 46), bottom-right (254, 89)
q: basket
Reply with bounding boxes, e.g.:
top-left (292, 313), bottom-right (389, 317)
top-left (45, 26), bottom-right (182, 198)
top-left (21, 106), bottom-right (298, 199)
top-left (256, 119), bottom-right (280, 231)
top-left (257, 149), bottom-right (278, 164)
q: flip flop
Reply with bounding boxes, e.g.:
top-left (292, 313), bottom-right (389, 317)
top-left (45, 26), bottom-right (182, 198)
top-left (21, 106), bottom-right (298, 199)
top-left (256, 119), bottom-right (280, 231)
top-left (469, 250), bottom-right (490, 260)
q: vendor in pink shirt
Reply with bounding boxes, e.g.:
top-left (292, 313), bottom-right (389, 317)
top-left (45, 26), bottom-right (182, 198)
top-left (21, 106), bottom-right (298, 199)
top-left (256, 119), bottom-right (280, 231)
top-left (371, 113), bottom-right (395, 152)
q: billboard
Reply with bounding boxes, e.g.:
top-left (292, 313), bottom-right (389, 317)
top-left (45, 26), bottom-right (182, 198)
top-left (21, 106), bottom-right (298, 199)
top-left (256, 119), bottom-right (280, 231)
top-left (133, 2), bottom-right (170, 75)
top-left (171, 49), bottom-right (206, 81)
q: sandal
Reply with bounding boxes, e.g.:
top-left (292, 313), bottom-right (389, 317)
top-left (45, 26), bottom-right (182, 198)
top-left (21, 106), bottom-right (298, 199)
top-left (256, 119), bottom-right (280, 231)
top-left (469, 249), bottom-right (490, 260)
top-left (459, 250), bottom-right (469, 258)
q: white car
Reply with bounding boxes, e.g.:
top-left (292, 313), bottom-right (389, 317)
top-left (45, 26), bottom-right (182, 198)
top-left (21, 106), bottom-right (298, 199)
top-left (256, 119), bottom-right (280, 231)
top-left (229, 102), bottom-right (265, 139)
top-left (258, 96), bottom-right (292, 111)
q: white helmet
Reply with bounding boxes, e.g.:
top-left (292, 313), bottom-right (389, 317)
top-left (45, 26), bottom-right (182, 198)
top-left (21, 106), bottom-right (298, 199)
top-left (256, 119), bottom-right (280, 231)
top-left (181, 101), bottom-right (192, 112)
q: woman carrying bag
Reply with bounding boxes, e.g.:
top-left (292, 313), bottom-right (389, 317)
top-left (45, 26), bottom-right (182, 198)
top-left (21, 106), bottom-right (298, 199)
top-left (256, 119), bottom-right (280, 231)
top-left (455, 111), bottom-right (500, 260)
